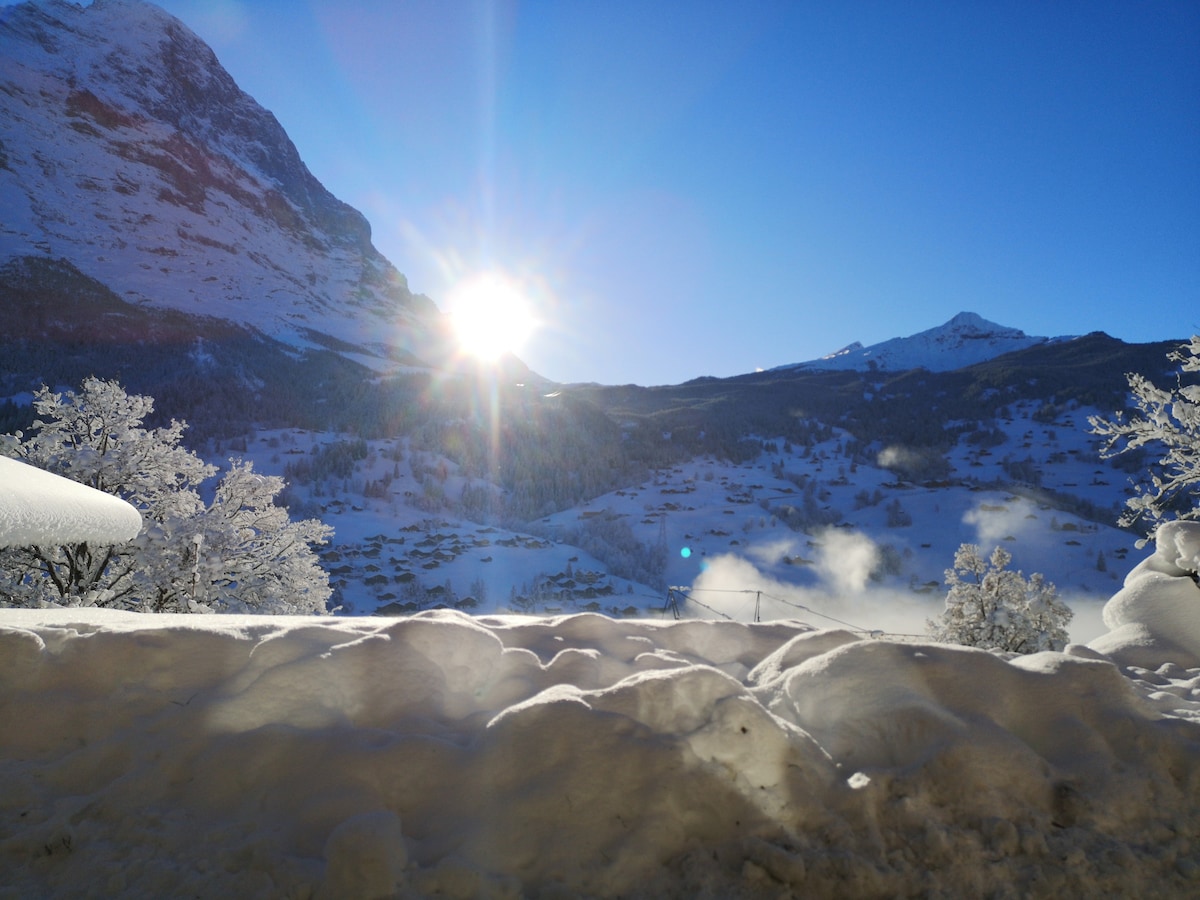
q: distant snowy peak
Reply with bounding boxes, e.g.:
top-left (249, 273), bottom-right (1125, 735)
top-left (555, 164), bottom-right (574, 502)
top-left (0, 0), bottom-right (446, 368)
top-left (786, 312), bottom-right (1059, 373)
top-left (819, 340), bottom-right (865, 362)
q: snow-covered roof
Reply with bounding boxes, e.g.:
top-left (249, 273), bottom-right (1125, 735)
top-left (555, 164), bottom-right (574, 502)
top-left (0, 456), bottom-right (142, 548)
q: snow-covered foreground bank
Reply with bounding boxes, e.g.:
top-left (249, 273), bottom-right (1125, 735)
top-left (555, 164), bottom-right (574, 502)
top-left (3, 534), bottom-right (1200, 900)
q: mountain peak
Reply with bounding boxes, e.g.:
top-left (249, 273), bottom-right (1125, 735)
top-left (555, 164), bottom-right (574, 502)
top-left (942, 311), bottom-right (1027, 338)
top-left (781, 312), bottom-right (1055, 374)
top-left (946, 310), bottom-right (993, 330)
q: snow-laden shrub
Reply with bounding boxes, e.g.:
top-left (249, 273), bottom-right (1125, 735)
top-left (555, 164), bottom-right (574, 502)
top-left (927, 543), bottom-right (1073, 654)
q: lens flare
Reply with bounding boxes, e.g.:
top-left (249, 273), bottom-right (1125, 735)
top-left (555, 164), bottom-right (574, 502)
top-left (447, 272), bottom-right (537, 362)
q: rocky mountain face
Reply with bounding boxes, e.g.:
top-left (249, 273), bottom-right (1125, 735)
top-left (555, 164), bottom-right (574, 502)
top-left (783, 311), bottom-right (1058, 373)
top-left (0, 0), bottom-right (446, 368)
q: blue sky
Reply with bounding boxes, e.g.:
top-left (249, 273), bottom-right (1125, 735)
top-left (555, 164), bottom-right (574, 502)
top-left (139, 2), bottom-right (1200, 383)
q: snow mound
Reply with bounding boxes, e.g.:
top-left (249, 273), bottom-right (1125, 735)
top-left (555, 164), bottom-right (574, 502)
top-left (1, 606), bottom-right (1197, 897)
top-left (0, 457), bottom-right (141, 548)
top-left (1091, 520), bottom-right (1200, 668)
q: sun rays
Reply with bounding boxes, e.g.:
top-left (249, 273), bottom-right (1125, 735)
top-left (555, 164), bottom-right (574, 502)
top-left (446, 271), bottom-right (538, 363)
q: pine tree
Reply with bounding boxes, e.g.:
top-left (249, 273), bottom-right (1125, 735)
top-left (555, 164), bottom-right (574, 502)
top-left (927, 544), bottom-right (1072, 654)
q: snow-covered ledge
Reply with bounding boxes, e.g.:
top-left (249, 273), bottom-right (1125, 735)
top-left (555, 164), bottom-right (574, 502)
top-left (2, 600), bottom-right (1199, 894)
top-left (0, 456), bottom-right (141, 548)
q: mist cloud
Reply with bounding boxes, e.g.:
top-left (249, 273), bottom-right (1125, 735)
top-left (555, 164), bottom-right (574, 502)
top-left (689, 528), bottom-right (939, 636)
top-left (963, 497), bottom-right (1038, 551)
top-left (814, 529), bottom-right (879, 595)
top-left (877, 446), bottom-right (916, 471)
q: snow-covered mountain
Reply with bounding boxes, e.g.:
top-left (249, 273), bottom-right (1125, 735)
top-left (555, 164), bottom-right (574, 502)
top-left (781, 311), bottom-right (1061, 373)
top-left (0, 0), bottom-right (446, 368)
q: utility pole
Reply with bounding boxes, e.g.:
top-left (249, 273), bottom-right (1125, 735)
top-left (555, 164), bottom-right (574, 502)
top-left (664, 587), bottom-right (683, 620)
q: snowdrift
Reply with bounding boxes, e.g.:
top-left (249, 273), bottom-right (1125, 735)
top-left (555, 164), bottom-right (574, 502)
top-left (1, 474), bottom-right (1197, 897)
top-left (1092, 521), bottom-right (1200, 669)
top-left (2, 590), bottom-right (1198, 897)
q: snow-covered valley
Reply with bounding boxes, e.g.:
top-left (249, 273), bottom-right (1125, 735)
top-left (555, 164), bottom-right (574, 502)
top-left (227, 394), bottom-right (1137, 645)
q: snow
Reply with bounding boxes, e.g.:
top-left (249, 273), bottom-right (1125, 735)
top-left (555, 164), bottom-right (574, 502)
top-left (1, 549), bottom-right (1198, 897)
top-left (0, 435), bottom-right (1198, 896)
top-left (222, 396), bottom-right (1137, 641)
top-left (1090, 520), bottom-right (1200, 669)
top-left (0, 456), bottom-right (141, 548)
top-left (779, 311), bottom-right (1061, 373)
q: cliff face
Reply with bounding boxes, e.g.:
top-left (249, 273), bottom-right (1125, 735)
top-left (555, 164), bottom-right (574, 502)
top-left (0, 0), bottom-right (443, 367)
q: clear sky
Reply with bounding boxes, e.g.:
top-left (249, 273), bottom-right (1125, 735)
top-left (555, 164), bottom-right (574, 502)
top-left (113, 2), bottom-right (1200, 383)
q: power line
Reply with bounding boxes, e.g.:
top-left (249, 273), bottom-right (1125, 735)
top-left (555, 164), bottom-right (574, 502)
top-left (757, 591), bottom-right (870, 632)
top-left (676, 585), bottom-right (872, 631)
top-left (670, 585), bottom-right (930, 638)
top-left (683, 593), bottom-right (736, 621)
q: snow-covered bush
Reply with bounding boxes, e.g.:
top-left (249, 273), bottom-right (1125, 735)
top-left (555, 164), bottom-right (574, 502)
top-left (1089, 336), bottom-right (1200, 530)
top-left (884, 497), bottom-right (912, 527)
top-left (0, 378), bottom-right (331, 613)
top-left (927, 543), bottom-right (1072, 654)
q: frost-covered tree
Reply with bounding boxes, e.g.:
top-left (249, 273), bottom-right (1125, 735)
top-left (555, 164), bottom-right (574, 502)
top-left (0, 378), bottom-right (212, 607)
top-left (163, 461), bottom-right (333, 614)
top-left (927, 544), bottom-right (1072, 654)
top-left (0, 378), bottom-right (331, 613)
top-left (1089, 336), bottom-right (1200, 530)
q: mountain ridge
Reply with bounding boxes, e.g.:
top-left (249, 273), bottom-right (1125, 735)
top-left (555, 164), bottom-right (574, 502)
top-left (779, 310), bottom-right (1067, 374)
top-left (0, 0), bottom-right (446, 368)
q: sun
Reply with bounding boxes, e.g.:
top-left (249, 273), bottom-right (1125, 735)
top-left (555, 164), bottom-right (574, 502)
top-left (446, 272), bottom-right (537, 362)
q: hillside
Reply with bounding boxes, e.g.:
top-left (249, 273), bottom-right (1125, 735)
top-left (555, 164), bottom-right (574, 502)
top-left (0, 0), bottom-right (445, 368)
top-left (5, 381), bottom-right (1200, 898)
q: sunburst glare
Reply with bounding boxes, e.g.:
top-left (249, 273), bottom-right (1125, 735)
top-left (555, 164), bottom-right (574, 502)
top-left (447, 272), bottom-right (537, 362)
